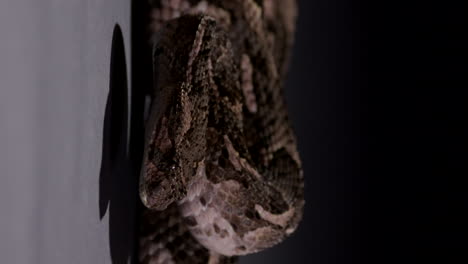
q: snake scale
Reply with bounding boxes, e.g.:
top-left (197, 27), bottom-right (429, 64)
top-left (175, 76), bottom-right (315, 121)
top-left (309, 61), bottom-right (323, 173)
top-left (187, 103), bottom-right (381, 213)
top-left (138, 0), bottom-right (304, 263)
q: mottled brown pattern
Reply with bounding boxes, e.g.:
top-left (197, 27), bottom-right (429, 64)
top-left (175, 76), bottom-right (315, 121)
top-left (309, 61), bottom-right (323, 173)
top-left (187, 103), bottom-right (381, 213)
top-left (140, 0), bottom-right (303, 263)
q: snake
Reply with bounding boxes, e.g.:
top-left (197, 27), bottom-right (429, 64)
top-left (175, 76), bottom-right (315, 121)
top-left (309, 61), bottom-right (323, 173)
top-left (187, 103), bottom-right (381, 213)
top-left (138, 0), bottom-right (304, 263)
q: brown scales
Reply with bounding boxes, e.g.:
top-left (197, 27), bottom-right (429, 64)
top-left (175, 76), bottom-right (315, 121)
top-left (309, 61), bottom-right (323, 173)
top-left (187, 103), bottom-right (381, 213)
top-left (140, 1), bottom-right (303, 263)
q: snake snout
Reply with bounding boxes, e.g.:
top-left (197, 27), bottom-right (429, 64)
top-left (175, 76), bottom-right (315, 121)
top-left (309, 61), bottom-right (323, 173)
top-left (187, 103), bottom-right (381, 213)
top-left (140, 178), bottom-right (175, 211)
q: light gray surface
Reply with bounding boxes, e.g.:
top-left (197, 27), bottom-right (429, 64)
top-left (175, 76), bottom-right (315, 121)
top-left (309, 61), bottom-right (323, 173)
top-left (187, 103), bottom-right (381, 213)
top-left (0, 1), bottom-right (130, 263)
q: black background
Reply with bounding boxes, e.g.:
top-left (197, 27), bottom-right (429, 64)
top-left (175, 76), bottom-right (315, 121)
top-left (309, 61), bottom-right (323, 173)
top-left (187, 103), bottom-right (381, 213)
top-left (132, 0), bottom-right (468, 263)
top-left (247, 0), bottom-right (467, 263)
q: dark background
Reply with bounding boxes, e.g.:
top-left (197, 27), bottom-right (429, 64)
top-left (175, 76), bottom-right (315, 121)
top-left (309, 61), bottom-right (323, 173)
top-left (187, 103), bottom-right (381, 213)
top-left (244, 0), bottom-right (467, 263)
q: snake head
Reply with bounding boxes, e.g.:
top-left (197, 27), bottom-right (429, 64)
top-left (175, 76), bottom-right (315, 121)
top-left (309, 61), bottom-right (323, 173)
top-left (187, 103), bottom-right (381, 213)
top-left (140, 15), bottom-right (215, 211)
top-left (140, 110), bottom-right (186, 211)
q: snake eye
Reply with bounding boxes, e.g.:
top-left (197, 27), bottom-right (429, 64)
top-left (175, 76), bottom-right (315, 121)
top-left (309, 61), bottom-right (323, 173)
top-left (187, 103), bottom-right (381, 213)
top-left (158, 158), bottom-right (178, 173)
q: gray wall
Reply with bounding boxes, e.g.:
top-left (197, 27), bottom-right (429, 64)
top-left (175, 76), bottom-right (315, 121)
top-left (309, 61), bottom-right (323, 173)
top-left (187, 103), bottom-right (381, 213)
top-left (0, 0), bottom-right (131, 263)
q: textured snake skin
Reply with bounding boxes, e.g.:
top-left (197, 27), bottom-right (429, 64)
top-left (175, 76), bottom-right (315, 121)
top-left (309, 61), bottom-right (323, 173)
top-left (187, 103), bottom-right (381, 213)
top-left (139, 1), bottom-right (303, 263)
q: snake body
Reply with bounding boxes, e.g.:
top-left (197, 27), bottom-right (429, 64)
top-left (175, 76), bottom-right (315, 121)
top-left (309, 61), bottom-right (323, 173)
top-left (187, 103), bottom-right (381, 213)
top-left (139, 1), bottom-right (304, 263)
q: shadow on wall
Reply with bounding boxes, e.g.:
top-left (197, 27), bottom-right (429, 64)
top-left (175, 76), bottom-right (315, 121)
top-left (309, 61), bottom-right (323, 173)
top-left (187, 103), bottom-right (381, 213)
top-left (99, 24), bottom-right (139, 264)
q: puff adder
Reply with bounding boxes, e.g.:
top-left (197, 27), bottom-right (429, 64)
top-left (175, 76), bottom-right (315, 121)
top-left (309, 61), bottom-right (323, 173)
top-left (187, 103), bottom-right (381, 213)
top-left (139, 1), bottom-right (304, 263)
